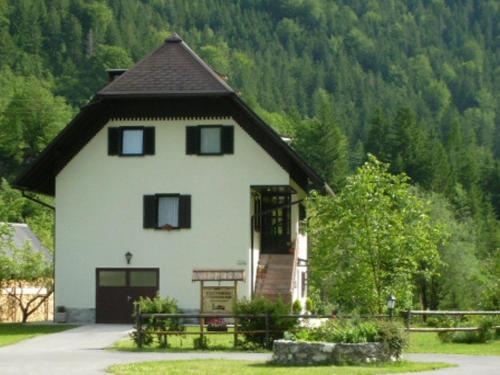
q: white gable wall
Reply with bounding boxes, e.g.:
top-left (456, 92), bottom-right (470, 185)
top-left (55, 117), bottom-right (290, 312)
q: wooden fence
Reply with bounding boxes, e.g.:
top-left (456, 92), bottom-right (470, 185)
top-left (405, 310), bottom-right (500, 332)
top-left (134, 305), bottom-right (390, 349)
top-left (133, 308), bottom-right (500, 348)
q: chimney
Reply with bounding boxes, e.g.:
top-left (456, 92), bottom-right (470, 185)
top-left (106, 69), bottom-right (127, 83)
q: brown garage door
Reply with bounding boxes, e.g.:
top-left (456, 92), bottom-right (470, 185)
top-left (96, 268), bottom-right (159, 323)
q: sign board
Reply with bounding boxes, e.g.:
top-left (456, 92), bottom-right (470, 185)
top-left (201, 286), bottom-right (236, 314)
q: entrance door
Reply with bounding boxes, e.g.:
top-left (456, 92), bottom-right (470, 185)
top-left (95, 268), bottom-right (159, 323)
top-left (261, 194), bottom-right (291, 254)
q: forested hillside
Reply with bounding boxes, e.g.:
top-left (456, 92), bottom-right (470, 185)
top-left (0, 0), bottom-right (498, 310)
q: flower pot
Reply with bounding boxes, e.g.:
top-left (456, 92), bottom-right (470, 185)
top-left (55, 312), bottom-right (67, 323)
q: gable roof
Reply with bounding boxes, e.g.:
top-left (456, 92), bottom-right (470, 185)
top-left (99, 33), bottom-right (233, 97)
top-left (14, 34), bottom-right (330, 196)
top-left (1, 223), bottom-right (51, 260)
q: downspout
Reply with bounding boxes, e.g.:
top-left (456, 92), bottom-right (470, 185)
top-left (250, 215), bottom-right (254, 299)
top-left (21, 190), bottom-right (55, 211)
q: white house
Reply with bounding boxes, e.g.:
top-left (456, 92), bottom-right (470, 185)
top-left (14, 34), bottom-right (330, 323)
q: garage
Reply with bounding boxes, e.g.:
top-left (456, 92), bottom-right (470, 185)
top-left (95, 268), bottom-right (159, 323)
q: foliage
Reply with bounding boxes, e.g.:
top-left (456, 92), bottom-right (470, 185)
top-left (305, 298), bottom-right (314, 314)
top-left (292, 299), bottom-right (302, 314)
top-left (288, 319), bottom-right (407, 356)
top-left (438, 318), bottom-right (499, 344)
top-left (131, 295), bottom-right (183, 348)
top-left (308, 156), bottom-right (446, 313)
top-left (0, 223), bottom-right (53, 322)
top-left (233, 297), bottom-right (298, 347)
top-left (0, 0), bottom-right (498, 314)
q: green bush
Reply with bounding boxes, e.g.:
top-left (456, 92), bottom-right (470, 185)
top-left (438, 317), bottom-right (498, 344)
top-left (234, 297), bottom-right (298, 348)
top-left (131, 295), bottom-right (183, 347)
top-left (305, 298), bottom-right (315, 314)
top-left (292, 299), bottom-right (302, 314)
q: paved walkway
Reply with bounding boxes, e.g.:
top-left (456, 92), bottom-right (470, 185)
top-left (0, 325), bottom-right (498, 374)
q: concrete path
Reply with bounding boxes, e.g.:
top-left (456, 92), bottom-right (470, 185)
top-left (0, 324), bottom-right (498, 374)
top-left (400, 353), bottom-right (500, 375)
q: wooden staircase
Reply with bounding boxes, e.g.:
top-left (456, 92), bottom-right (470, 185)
top-left (254, 254), bottom-right (295, 304)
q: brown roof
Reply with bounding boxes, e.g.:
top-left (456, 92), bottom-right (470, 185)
top-left (13, 34), bottom-right (330, 196)
top-left (99, 33), bottom-right (233, 97)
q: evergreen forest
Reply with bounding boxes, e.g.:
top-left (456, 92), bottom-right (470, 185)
top-left (0, 0), bottom-right (498, 311)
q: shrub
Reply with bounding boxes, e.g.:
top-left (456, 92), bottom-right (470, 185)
top-left (287, 319), bottom-right (407, 357)
top-left (131, 295), bottom-right (183, 347)
top-left (305, 298), bottom-right (315, 314)
top-left (234, 297), bottom-right (298, 348)
top-left (438, 317), bottom-right (498, 344)
top-left (292, 299), bottom-right (302, 314)
top-left (376, 321), bottom-right (408, 356)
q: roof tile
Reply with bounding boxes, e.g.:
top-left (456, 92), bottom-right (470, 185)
top-left (98, 34), bottom-right (233, 96)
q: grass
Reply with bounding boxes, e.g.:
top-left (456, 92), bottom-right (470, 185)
top-left (407, 332), bottom-right (500, 355)
top-left (108, 359), bottom-right (453, 375)
top-left (112, 327), bottom-right (500, 356)
top-left (0, 323), bottom-right (77, 347)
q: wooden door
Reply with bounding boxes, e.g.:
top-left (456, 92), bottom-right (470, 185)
top-left (95, 268), bottom-right (159, 323)
top-left (261, 194), bottom-right (291, 254)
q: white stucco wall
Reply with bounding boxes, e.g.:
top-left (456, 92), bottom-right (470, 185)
top-left (55, 117), bottom-right (294, 311)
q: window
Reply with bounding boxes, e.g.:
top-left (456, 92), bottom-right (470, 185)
top-left (200, 127), bottom-right (222, 154)
top-left (158, 196), bottom-right (179, 227)
top-left (129, 271), bottom-right (158, 287)
top-left (186, 125), bottom-right (234, 155)
top-left (122, 129), bottom-right (143, 155)
top-left (143, 194), bottom-right (191, 229)
top-left (108, 126), bottom-right (155, 156)
top-left (98, 270), bottom-right (126, 287)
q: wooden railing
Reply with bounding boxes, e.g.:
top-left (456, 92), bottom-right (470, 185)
top-left (133, 307), bottom-right (391, 349)
top-left (405, 310), bottom-right (500, 332)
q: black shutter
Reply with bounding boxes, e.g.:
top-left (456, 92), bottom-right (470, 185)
top-left (186, 126), bottom-right (200, 154)
top-left (143, 127), bottom-right (155, 155)
top-left (108, 128), bottom-right (120, 155)
top-left (143, 195), bottom-right (157, 228)
top-left (222, 126), bottom-right (234, 154)
top-left (178, 195), bottom-right (191, 228)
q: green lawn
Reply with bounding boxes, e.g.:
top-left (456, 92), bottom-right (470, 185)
top-left (407, 332), bottom-right (500, 355)
top-left (113, 328), bottom-right (500, 356)
top-left (0, 323), bottom-right (77, 347)
top-left (108, 359), bottom-right (452, 375)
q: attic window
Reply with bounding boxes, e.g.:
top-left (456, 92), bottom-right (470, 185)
top-left (186, 125), bottom-right (234, 155)
top-left (108, 127), bottom-right (155, 156)
top-left (200, 127), bottom-right (222, 154)
top-left (122, 129), bottom-right (143, 155)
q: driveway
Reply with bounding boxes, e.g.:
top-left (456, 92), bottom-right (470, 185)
top-left (0, 324), bottom-right (498, 374)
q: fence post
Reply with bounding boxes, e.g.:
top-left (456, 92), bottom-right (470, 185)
top-left (135, 303), bottom-right (143, 348)
top-left (233, 316), bottom-right (238, 348)
top-left (405, 310), bottom-right (411, 331)
top-left (200, 317), bottom-right (205, 346)
top-left (265, 313), bottom-right (270, 349)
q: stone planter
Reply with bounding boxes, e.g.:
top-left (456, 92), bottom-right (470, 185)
top-left (272, 340), bottom-right (400, 366)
